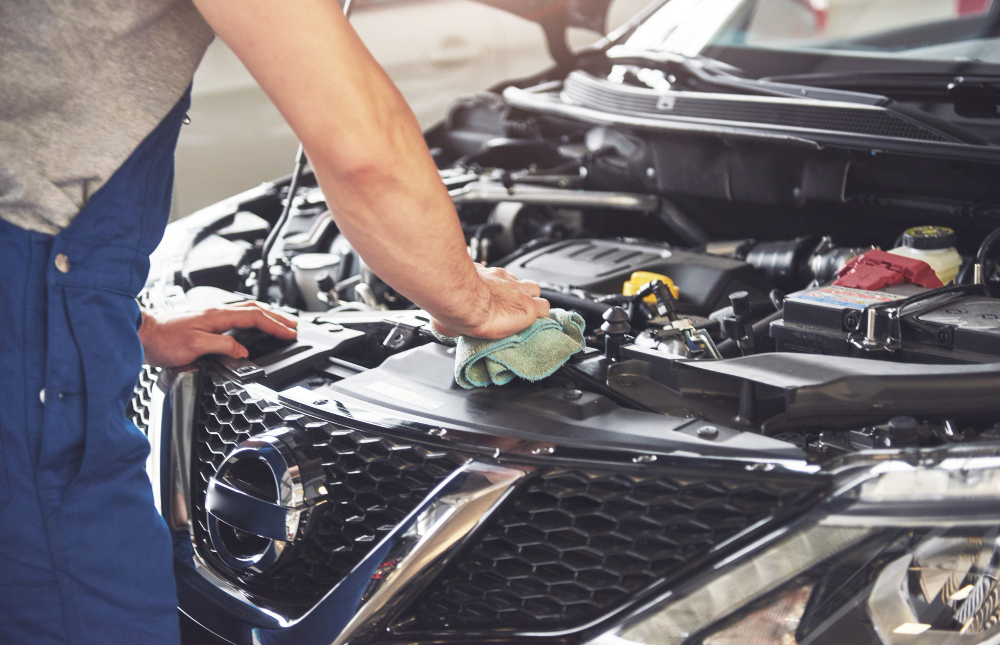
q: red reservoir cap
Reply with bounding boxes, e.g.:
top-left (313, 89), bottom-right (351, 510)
top-left (832, 249), bottom-right (944, 291)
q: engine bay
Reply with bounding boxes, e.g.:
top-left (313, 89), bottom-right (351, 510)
top-left (149, 92), bottom-right (1000, 466)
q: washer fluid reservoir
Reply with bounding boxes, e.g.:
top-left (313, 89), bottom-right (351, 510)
top-left (888, 226), bottom-right (961, 285)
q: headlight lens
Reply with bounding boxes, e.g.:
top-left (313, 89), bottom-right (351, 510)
top-left (592, 455), bottom-right (1000, 645)
top-left (702, 585), bottom-right (812, 645)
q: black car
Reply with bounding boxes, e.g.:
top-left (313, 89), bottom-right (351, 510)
top-left (135, 1), bottom-right (1000, 643)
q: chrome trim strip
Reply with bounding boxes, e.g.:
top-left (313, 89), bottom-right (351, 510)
top-left (329, 461), bottom-right (530, 645)
top-left (246, 461), bottom-right (529, 640)
top-left (146, 378), bottom-right (168, 515)
top-left (166, 367), bottom-right (199, 532)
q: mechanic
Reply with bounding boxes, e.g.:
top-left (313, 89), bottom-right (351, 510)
top-left (0, 1), bottom-right (549, 642)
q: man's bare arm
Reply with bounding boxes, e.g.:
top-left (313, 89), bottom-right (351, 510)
top-left (191, 0), bottom-right (548, 338)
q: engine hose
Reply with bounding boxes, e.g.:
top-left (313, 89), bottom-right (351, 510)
top-left (716, 309), bottom-right (782, 358)
top-left (976, 225), bottom-right (1000, 270)
top-left (540, 288), bottom-right (612, 323)
top-left (256, 144), bottom-right (307, 300)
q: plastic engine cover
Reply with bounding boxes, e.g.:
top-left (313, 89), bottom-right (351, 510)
top-left (503, 239), bottom-right (772, 314)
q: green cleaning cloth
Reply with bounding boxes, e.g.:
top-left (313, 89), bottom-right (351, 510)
top-left (437, 308), bottom-right (586, 389)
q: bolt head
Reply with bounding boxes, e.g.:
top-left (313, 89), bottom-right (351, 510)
top-left (312, 399), bottom-right (329, 406)
top-left (843, 311), bottom-right (861, 331)
top-left (563, 389), bottom-right (583, 401)
top-left (697, 425), bottom-right (719, 439)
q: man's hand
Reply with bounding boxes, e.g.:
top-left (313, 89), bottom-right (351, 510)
top-left (138, 302), bottom-right (297, 368)
top-left (432, 264), bottom-right (549, 339)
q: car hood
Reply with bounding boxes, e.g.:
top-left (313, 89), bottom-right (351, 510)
top-left (471, 0), bottom-right (614, 34)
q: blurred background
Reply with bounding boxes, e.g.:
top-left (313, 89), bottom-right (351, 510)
top-left (170, 0), bottom-right (652, 220)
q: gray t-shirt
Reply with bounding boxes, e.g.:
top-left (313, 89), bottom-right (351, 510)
top-left (0, 1), bottom-right (214, 235)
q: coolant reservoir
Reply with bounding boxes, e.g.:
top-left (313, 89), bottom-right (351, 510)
top-left (888, 226), bottom-right (961, 285)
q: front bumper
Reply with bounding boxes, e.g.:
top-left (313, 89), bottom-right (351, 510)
top-left (137, 364), bottom-right (826, 645)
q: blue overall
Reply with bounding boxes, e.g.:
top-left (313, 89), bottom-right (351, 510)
top-left (0, 95), bottom-right (189, 643)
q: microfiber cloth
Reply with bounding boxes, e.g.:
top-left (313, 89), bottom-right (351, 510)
top-left (435, 308), bottom-right (586, 389)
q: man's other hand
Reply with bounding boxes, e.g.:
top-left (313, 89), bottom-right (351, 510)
top-left (432, 264), bottom-right (550, 339)
top-left (138, 302), bottom-right (298, 368)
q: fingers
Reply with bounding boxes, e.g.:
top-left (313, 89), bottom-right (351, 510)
top-left (192, 332), bottom-right (249, 360)
top-left (519, 279), bottom-right (541, 298)
top-left (200, 306), bottom-right (298, 339)
top-left (533, 296), bottom-right (550, 319)
top-left (233, 301), bottom-right (298, 327)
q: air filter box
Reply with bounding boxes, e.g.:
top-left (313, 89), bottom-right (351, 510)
top-left (503, 239), bottom-right (772, 315)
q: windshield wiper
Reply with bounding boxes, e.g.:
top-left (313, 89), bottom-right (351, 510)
top-left (604, 46), bottom-right (988, 145)
top-left (606, 45), bottom-right (889, 105)
top-left (764, 70), bottom-right (1000, 120)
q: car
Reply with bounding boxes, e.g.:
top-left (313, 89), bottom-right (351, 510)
top-left (135, 0), bottom-right (1000, 643)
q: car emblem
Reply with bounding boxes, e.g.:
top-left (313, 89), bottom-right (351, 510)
top-left (206, 427), bottom-right (326, 574)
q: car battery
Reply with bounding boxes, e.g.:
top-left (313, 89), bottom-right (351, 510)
top-left (771, 284), bottom-right (1000, 362)
top-left (769, 284), bottom-right (926, 356)
top-left (912, 297), bottom-right (1000, 362)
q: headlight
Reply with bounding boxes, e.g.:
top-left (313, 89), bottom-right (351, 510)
top-left (591, 452), bottom-right (1000, 645)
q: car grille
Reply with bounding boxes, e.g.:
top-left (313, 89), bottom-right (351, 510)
top-left (172, 370), bottom-right (824, 630)
top-left (128, 365), bottom-right (161, 435)
top-left (562, 71), bottom-right (953, 143)
top-left (405, 467), bottom-right (822, 632)
top-left (191, 373), bottom-right (468, 609)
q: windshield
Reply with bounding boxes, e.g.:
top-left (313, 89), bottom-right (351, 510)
top-left (623, 0), bottom-right (1000, 65)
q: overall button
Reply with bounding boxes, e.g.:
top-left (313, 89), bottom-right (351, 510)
top-left (54, 253), bottom-right (70, 273)
top-left (39, 389), bottom-right (45, 404)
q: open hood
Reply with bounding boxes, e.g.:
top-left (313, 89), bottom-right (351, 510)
top-left (471, 0), bottom-right (613, 33)
top-left (471, 0), bottom-right (617, 64)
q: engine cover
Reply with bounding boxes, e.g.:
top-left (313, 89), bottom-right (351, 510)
top-left (503, 239), bottom-right (772, 314)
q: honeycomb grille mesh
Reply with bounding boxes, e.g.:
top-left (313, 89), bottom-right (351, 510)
top-left (192, 373), bottom-right (467, 608)
top-left (408, 468), bottom-right (820, 631)
top-left (127, 365), bottom-right (161, 435)
top-left (562, 72), bottom-right (951, 143)
top-left (184, 372), bottom-right (821, 627)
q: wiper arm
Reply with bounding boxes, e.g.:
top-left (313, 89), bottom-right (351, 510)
top-left (605, 46), bottom-right (888, 105)
top-left (765, 70), bottom-right (1000, 117)
top-left (604, 46), bottom-right (988, 145)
